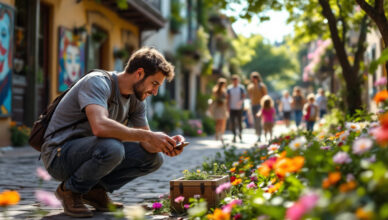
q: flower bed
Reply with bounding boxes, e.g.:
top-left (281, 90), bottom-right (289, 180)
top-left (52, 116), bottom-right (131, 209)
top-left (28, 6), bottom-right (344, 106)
top-left (152, 91), bottom-right (388, 220)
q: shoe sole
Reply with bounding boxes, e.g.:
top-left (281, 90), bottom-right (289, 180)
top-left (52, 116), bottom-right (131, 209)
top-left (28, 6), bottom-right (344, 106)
top-left (55, 190), bottom-right (93, 218)
top-left (83, 199), bottom-right (124, 212)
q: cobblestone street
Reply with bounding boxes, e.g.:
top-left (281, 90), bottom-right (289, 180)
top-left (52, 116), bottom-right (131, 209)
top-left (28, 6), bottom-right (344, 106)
top-left (0, 127), bottom-right (288, 219)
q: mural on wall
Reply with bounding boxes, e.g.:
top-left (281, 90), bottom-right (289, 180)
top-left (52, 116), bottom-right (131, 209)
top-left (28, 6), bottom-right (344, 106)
top-left (0, 4), bottom-right (14, 117)
top-left (58, 26), bottom-right (86, 92)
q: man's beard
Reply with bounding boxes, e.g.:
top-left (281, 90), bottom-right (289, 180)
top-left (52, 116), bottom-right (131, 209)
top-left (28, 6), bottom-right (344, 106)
top-left (133, 79), bottom-right (147, 101)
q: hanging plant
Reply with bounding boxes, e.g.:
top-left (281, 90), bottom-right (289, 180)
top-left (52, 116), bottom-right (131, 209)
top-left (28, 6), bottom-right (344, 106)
top-left (91, 31), bottom-right (107, 44)
top-left (114, 48), bottom-right (130, 60)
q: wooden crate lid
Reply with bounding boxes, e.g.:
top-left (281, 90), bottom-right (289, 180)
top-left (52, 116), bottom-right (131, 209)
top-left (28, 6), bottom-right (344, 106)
top-left (170, 175), bottom-right (229, 186)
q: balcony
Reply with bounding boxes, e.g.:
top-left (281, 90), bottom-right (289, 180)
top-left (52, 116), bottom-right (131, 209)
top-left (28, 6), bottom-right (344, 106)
top-left (101, 0), bottom-right (165, 30)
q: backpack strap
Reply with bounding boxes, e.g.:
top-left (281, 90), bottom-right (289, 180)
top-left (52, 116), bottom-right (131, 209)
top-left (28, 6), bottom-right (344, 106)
top-left (45, 69), bottom-right (116, 138)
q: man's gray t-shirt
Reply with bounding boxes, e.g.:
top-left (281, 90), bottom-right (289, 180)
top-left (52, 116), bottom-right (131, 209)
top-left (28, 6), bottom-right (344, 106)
top-left (41, 71), bottom-right (148, 169)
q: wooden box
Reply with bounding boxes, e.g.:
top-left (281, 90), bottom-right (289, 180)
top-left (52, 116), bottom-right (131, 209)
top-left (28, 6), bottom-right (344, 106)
top-left (170, 175), bottom-right (229, 213)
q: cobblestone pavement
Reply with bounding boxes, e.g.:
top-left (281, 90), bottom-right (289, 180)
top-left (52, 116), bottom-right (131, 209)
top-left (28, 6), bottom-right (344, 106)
top-left (0, 126), bottom-right (289, 219)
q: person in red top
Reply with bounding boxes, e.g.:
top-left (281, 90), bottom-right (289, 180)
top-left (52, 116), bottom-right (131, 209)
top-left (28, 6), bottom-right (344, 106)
top-left (303, 93), bottom-right (318, 131)
top-left (256, 95), bottom-right (276, 142)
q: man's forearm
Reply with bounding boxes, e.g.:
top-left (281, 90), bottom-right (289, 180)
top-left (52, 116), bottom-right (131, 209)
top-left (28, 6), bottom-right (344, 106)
top-left (93, 117), bottom-right (151, 142)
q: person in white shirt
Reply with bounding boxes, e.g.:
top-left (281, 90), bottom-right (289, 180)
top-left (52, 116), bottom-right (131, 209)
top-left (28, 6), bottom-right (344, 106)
top-left (279, 90), bottom-right (293, 128)
top-left (315, 88), bottom-right (328, 119)
top-left (227, 75), bottom-right (246, 142)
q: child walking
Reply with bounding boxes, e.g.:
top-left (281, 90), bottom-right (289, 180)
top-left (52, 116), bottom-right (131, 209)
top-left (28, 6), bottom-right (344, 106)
top-left (257, 95), bottom-right (276, 142)
top-left (303, 93), bottom-right (318, 131)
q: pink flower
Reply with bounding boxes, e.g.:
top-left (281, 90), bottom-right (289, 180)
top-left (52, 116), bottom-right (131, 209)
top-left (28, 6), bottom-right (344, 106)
top-left (35, 190), bottom-right (61, 208)
top-left (222, 199), bottom-right (242, 213)
top-left (246, 182), bottom-right (256, 189)
top-left (352, 138), bottom-right (373, 155)
top-left (174, 196), bottom-right (185, 203)
top-left (197, 129), bottom-right (203, 135)
top-left (152, 202), bottom-right (162, 209)
top-left (184, 204), bottom-right (190, 209)
top-left (286, 203), bottom-right (305, 220)
top-left (36, 167), bottom-right (51, 181)
top-left (374, 77), bottom-right (387, 86)
top-left (333, 152), bottom-right (352, 164)
top-left (286, 193), bottom-right (319, 220)
top-left (320, 146), bottom-right (331, 150)
top-left (215, 182), bottom-right (231, 194)
top-left (372, 126), bottom-right (388, 144)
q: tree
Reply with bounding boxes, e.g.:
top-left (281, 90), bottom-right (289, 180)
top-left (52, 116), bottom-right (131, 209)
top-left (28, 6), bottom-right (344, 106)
top-left (239, 36), bottom-right (299, 92)
top-left (212, 0), bottom-right (371, 114)
top-left (355, 0), bottom-right (388, 89)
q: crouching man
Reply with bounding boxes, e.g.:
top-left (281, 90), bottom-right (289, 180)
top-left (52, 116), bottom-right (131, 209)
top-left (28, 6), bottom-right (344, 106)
top-left (41, 47), bottom-right (184, 217)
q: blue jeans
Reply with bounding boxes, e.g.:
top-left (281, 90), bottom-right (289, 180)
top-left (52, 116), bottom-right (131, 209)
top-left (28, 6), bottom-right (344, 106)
top-left (306, 121), bottom-right (315, 131)
top-left (294, 110), bottom-right (303, 127)
top-left (47, 136), bottom-right (163, 193)
top-left (320, 109), bottom-right (327, 118)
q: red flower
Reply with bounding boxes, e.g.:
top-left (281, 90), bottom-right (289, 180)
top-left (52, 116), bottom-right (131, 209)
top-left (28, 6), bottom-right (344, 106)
top-left (230, 176), bottom-right (236, 183)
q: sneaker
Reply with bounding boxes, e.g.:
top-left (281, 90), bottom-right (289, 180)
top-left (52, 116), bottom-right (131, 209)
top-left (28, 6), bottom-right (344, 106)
top-left (55, 183), bottom-right (93, 218)
top-left (232, 136), bottom-right (236, 143)
top-left (83, 186), bottom-right (123, 212)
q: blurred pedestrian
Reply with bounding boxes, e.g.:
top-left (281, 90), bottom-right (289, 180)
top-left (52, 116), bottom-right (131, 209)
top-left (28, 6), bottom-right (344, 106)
top-left (256, 95), bottom-right (276, 142)
top-left (316, 88), bottom-right (328, 119)
top-left (227, 75), bottom-right (246, 143)
top-left (247, 72), bottom-right (267, 142)
top-left (292, 86), bottom-right (305, 129)
top-left (303, 93), bottom-right (318, 131)
top-left (210, 78), bottom-right (228, 142)
top-left (279, 91), bottom-right (293, 128)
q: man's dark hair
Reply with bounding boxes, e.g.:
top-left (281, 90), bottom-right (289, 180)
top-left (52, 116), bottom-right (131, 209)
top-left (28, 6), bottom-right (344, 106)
top-left (124, 47), bottom-right (175, 82)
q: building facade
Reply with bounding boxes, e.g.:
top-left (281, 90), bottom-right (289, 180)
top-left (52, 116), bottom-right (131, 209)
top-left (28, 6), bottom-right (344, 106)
top-left (0, 0), bottom-right (164, 146)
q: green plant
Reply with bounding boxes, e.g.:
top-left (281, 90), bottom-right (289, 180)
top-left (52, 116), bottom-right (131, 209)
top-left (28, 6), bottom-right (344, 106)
top-left (9, 121), bottom-right (30, 146)
top-left (113, 48), bottom-right (129, 60)
top-left (151, 102), bottom-right (190, 134)
top-left (182, 169), bottom-right (209, 180)
top-left (202, 116), bottom-right (215, 135)
top-left (170, 0), bottom-right (185, 33)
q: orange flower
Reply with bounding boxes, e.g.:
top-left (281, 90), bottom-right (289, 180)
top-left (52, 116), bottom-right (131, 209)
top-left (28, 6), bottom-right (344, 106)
top-left (289, 156), bottom-right (305, 172)
top-left (328, 172), bottom-right (341, 184)
top-left (335, 131), bottom-right (345, 138)
top-left (322, 172), bottom-right (341, 189)
top-left (374, 90), bottom-right (388, 104)
top-left (274, 158), bottom-right (292, 178)
top-left (339, 181), bottom-right (357, 192)
top-left (267, 181), bottom-right (283, 194)
top-left (258, 165), bottom-right (271, 177)
top-left (9, 121), bottom-right (17, 127)
top-left (278, 151), bottom-right (287, 159)
top-left (207, 208), bottom-right (230, 220)
top-left (322, 178), bottom-right (331, 189)
top-left (356, 208), bottom-right (373, 220)
top-left (379, 112), bottom-right (388, 128)
top-left (260, 156), bottom-right (267, 160)
top-left (231, 178), bottom-right (242, 186)
top-left (0, 190), bottom-right (20, 206)
top-left (229, 167), bottom-right (236, 173)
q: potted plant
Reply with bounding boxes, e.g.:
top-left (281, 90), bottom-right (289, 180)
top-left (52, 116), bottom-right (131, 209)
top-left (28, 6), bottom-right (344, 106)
top-left (170, 169), bottom-right (229, 213)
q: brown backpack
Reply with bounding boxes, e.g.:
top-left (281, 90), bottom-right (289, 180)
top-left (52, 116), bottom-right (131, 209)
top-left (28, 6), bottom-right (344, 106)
top-left (28, 69), bottom-right (115, 152)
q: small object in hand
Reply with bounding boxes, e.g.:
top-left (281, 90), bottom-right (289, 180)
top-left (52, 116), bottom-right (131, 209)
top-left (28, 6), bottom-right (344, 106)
top-left (175, 142), bottom-right (189, 150)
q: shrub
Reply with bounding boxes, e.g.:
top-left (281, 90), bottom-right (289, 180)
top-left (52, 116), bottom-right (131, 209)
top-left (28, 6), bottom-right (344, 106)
top-left (9, 121), bottom-right (30, 146)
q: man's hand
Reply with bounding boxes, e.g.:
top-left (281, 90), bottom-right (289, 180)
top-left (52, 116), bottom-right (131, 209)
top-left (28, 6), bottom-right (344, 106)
top-left (143, 132), bottom-right (176, 154)
top-left (164, 135), bottom-right (185, 157)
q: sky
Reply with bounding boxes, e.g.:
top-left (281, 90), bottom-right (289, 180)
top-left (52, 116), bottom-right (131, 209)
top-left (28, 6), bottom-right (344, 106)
top-left (223, 4), bottom-right (294, 43)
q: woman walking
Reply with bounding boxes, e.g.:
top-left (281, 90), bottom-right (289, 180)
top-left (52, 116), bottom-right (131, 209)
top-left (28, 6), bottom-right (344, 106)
top-left (210, 78), bottom-right (228, 142)
top-left (292, 86), bottom-right (305, 129)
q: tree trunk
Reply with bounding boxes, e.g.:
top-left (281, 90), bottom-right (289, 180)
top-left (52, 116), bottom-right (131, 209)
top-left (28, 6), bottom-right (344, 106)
top-left (319, 0), bottom-right (363, 114)
top-left (346, 76), bottom-right (363, 115)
